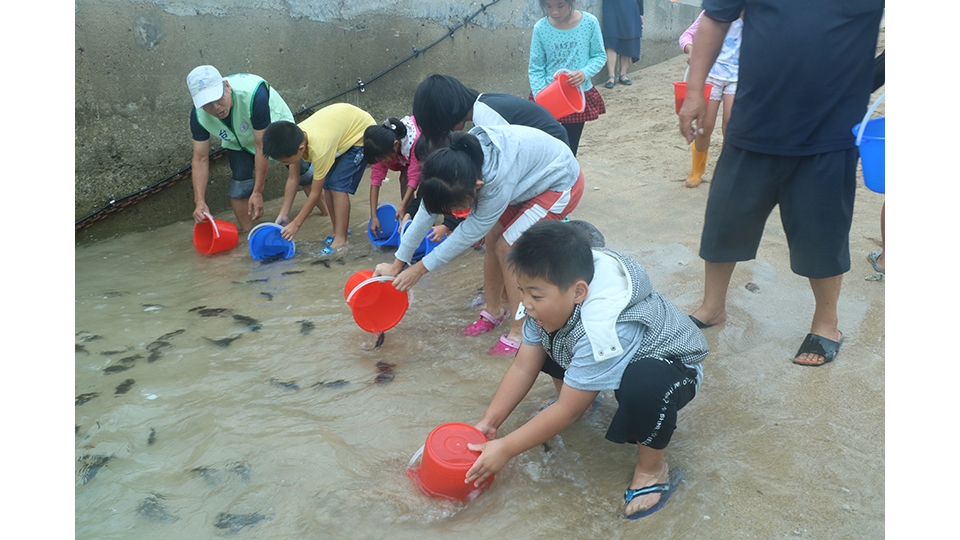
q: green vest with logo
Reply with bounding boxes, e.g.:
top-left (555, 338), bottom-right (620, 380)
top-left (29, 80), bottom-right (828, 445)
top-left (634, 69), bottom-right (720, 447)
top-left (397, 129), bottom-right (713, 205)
top-left (194, 73), bottom-right (294, 154)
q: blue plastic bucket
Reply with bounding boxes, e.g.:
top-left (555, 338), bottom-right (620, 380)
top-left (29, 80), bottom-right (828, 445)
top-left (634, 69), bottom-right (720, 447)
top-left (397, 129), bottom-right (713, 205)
top-left (853, 94), bottom-right (885, 194)
top-left (368, 204), bottom-right (401, 247)
top-left (247, 223), bottom-right (296, 261)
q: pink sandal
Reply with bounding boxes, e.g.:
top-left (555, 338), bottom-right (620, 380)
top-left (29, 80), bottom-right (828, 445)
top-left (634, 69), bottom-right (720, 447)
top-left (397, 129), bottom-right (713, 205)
top-left (488, 335), bottom-right (521, 356)
top-left (462, 309), bottom-right (507, 336)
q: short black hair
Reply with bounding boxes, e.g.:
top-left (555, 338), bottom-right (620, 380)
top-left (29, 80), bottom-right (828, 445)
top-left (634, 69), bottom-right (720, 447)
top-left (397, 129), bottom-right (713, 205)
top-left (262, 121), bottom-right (304, 159)
top-left (508, 220), bottom-right (594, 290)
top-left (412, 74), bottom-right (479, 148)
top-left (363, 118), bottom-right (407, 164)
top-left (418, 131), bottom-right (484, 215)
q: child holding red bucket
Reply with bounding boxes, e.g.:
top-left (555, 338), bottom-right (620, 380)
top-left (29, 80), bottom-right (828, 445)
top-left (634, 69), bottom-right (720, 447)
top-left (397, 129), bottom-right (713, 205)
top-left (262, 104), bottom-right (376, 257)
top-left (373, 124), bottom-right (583, 356)
top-left (464, 220), bottom-right (708, 519)
top-left (678, 10), bottom-right (743, 187)
top-left (528, 0), bottom-right (607, 156)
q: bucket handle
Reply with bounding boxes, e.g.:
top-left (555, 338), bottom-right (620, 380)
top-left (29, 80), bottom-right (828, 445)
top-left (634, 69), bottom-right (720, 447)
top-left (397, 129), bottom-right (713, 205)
top-left (855, 92), bottom-right (885, 147)
top-left (407, 445), bottom-right (425, 470)
top-left (346, 275), bottom-right (396, 304)
top-left (202, 212), bottom-right (221, 239)
top-left (683, 66), bottom-right (689, 82)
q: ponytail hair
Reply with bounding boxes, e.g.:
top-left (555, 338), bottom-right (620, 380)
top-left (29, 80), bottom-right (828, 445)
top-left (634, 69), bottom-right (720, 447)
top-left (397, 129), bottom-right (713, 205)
top-left (419, 132), bottom-right (485, 215)
top-left (363, 117), bottom-right (408, 164)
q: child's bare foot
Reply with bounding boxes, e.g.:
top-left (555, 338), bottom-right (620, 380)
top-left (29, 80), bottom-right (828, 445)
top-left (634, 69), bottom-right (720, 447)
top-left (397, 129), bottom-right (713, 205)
top-left (624, 463), bottom-right (669, 517)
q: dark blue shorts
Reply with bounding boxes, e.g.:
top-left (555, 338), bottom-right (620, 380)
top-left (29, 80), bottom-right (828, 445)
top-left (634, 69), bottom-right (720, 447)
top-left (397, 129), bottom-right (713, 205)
top-left (699, 145), bottom-right (858, 279)
top-left (320, 146), bottom-right (367, 195)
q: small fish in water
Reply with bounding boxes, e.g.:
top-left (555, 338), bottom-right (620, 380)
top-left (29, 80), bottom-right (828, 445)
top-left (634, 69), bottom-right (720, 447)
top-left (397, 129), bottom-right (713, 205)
top-left (270, 378), bottom-right (300, 391)
top-left (101, 291), bottom-right (129, 298)
top-left (103, 364), bottom-right (133, 375)
top-left (190, 463), bottom-right (252, 486)
top-left (246, 278), bottom-right (269, 283)
top-left (77, 454), bottom-right (112, 486)
top-left (260, 292), bottom-right (274, 301)
top-left (136, 494), bottom-right (179, 523)
top-left (281, 270), bottom-right (304, 275)
top-left (188, 305), bottom-right (206, 312)
top-left (141, 303), bottom-right (164, 312)
top-left (157, 329), bottom-right (185, 341)
top-left (147, 350), bottom-right (163, 363)
top-left (119, 354), bottom-right (142, 364)
top-left (375, 361), bottom-right (396, 373)
top-left (298, 320), bottom-right (315, 335)
top-left (312, 379), bottom-right (349, 389)
top-left (148, 428), bottom-right (156, 445)
top-left (76, 392), bottom-right (100, 406)
top-left (337, 258), bottom-right (346, 266)
top-left (542, 441), bottom-right (552, 453)
top-left (76, 344), bottom-right (89, 355)
top-left (375, 332), bottom-right (385, 349)
top-left (745, 282), bottom-right (760, 293)
top-left (233, 314), bottom-right (262, 332)
top-left (115, 379), bottom-right (135, 395)
top-left (310, 259), bottom-right (330, 268)
top-left (213, 512), bottom-right (267, 535)
top-left (260, 253), bottom-right (287, 264)
top-left (374, 372), bottom-right (395, 385)
top-left (196, 308), bottom-right (229, 317)
top-left (204, 335), bottom-right (243, 348)
top-left (229, 462), bottom-right (252, 482)
top-left (147, 340), bottom-right (171, 352)
top-left (76, 331), bottom-right (104, 343)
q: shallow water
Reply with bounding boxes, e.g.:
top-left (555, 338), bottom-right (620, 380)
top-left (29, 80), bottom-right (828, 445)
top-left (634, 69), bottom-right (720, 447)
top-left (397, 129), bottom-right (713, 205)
top-left (76, 172), bottom-right (884, 538)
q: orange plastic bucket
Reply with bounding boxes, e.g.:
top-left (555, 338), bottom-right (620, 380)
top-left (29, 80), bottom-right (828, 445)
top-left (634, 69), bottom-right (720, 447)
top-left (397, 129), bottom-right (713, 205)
top-left (344, 271), bottom-right (409, 333)
top-left (535, 70), bottom-right (585, 120)
top-left (406, 422), bottom-right (493, 501)
top-left (673, 82), bottom-right (714, 115)
top-left (193, 213), bottom-right (239, 255)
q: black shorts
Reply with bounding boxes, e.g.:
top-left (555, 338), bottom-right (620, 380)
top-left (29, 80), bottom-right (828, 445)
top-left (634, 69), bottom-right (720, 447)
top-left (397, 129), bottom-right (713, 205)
top-left (541, 356), bottom-right (697, 450)
top-left (699, 145), bottom-right (858, 279)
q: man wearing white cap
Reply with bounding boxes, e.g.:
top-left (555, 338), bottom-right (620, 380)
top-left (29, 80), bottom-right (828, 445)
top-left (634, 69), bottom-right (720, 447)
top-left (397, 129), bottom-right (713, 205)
top-left (186, 65), bottom-right (325, 231)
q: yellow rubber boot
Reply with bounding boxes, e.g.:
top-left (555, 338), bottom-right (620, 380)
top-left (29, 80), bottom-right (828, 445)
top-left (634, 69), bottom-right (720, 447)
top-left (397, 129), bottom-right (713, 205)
top-left (685, 142), bottom-right (709, 188)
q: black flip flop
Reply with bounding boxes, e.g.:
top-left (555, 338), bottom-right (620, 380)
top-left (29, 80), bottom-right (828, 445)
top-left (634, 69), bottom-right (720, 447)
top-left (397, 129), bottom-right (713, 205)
top-left (689, 315), bottom-right (714, 329)
top-left (793, 332), bottom-right (843, 366)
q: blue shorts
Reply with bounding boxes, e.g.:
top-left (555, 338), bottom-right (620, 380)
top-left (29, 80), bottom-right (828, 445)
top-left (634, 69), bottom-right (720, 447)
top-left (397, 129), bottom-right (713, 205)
top-left (319, 146), bottom-right (366, 195)
top-left (699, 145), bottom-right (858, 279)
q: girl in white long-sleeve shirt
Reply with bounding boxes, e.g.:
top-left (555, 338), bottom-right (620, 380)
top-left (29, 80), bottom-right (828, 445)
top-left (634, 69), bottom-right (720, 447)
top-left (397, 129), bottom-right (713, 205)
top-left (374, 124), bottom-right (584, 355)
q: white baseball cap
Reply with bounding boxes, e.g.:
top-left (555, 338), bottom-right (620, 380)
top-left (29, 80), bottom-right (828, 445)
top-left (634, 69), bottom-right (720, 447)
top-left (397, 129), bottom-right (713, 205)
top-left (186, 65), bottom-right (225, 108)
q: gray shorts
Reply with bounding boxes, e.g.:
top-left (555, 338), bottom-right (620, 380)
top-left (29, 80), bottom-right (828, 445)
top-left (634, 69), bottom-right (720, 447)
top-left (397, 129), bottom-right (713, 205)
top-left (226, 153), bottom-right (313, 199)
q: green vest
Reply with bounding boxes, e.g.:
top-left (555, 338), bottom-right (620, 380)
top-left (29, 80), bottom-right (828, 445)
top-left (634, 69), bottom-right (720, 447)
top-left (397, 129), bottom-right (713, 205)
top-left (194, 73), bottom-right (294, 154)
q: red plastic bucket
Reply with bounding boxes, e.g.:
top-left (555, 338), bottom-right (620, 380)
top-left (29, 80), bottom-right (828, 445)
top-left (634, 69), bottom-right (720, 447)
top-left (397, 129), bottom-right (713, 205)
top-left (406, 423), bottom-right (493, 501)
top-left (535, 70), bottom-right (585, 120)
top-left (344, 271), bottom-right (409, 333)
top-left (672, 82), bottom-right (714, 115)
top-left (193, 213), bottom-right (239, 255)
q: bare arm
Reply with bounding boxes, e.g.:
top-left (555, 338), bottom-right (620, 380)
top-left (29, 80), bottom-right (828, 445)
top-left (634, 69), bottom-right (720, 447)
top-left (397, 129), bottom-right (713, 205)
top-left (466, 343), bottom-right (598, 487)
top-left (191, 139), bottom-right (212, 223)
top-left (369, 183), bottom-right (382, 235)
top-left (679, 15), bottom-right (730, 143)
top-left (276, 160), bottom-right (301, 227)
top-left (248, 128), bottom-right (268, 221)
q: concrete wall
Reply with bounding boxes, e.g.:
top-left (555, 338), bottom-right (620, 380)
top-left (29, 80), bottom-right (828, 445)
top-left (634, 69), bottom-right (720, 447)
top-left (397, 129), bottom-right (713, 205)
top-left (75, 0), bottom-right (701, 239)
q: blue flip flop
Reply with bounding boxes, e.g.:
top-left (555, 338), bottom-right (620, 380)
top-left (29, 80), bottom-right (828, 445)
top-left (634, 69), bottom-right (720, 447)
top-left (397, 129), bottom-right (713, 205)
top-left (323, 230), bottom-right (352, 245)
top-left (624, 468), bottom-right (685, 520)
top-left (867, 251), bottom-right (884, 274)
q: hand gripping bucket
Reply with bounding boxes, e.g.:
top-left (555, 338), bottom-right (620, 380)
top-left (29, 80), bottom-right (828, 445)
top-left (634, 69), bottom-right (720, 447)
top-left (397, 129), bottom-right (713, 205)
top-left (673, 68), bottom-right (713, 115)
top-left (193, 212), bottom-right (239, 255)
top-left (247, 223), bottom-right (296, 261)
top-left (368, 203), bottom-right (402, 247)
top-left (535, 69), bottom-right (585, 120)
top-left (399, 220), bottom-right (445, 261)
top-left (406, 422), bottom-right (494, 501)
top-left (344, 270), bottom-right (409, 333)
top-left (852, 93), bottom-right (885, 194)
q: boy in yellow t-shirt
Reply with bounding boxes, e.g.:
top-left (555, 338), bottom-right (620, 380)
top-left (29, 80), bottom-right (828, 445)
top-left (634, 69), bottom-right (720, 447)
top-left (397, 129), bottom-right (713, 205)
top-left (263, 103), bottom-right (376, 255)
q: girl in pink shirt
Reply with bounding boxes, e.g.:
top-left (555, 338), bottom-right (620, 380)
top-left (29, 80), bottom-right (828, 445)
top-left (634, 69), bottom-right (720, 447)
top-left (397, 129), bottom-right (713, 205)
top-left (363, 116), bottom-right (422, 236)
